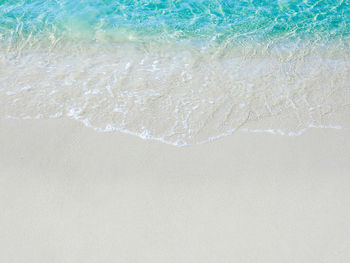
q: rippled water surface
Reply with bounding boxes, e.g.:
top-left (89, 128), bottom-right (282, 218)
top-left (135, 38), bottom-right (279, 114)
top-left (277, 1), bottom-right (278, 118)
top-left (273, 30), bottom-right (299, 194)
top-left (1, 0), bottom-right (349, 145)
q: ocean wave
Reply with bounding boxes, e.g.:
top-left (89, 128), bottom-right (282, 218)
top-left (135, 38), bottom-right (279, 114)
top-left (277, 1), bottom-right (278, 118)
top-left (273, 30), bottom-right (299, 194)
top-left (1, 0), bottom-right (349, 146)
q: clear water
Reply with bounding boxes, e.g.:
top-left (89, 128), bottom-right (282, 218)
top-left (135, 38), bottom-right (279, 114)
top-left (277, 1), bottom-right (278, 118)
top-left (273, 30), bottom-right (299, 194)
top-left (1, 0), bottom-right (349, 145)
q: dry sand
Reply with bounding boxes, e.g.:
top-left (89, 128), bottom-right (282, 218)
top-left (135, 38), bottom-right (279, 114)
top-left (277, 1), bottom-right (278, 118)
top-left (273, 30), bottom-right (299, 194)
top-left (0, 118), bottom-right (350, 262)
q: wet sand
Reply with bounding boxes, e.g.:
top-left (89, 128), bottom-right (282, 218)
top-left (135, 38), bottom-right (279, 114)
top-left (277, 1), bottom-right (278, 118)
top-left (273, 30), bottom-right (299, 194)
top-left (1, 118), bottom-right (350, 262)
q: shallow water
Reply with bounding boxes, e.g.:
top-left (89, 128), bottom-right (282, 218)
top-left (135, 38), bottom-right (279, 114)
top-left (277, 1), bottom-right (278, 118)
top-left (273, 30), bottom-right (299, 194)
top-left (1, 0), bottom-right (349, 145)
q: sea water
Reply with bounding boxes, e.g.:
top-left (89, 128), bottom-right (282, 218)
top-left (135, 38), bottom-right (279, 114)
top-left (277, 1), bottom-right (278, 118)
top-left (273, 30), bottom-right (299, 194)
top-left (0, 0), bottom-right (349, 145)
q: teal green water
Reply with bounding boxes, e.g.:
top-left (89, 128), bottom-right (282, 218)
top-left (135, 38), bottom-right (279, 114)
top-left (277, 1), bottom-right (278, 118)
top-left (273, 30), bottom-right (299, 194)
top-left (1, 1), bottom-right (349, 145)
top-left (1, 0), bottom-right (349, 45)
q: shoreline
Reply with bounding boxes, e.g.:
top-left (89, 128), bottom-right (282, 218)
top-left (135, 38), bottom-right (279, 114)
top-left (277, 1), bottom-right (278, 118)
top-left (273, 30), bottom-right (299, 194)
top-left (1, 117), bottom-right (349, 173)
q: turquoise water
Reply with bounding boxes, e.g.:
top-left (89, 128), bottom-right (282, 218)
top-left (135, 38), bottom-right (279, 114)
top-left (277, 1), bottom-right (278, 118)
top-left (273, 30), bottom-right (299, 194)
top-left (1, 0), bottom-right (349, 46)
top-left (1, 0), bottom-right (349, 145)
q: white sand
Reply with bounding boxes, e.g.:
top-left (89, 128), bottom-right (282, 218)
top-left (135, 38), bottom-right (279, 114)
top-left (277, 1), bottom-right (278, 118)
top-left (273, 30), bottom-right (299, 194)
top-left (1, 118), bottom-right (350, 262)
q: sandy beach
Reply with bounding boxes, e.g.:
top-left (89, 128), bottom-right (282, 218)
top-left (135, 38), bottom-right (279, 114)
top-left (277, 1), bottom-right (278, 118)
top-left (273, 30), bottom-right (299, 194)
top-left (1, 117), bottom-right (349, 262)
top-left (1, 1), bottom-right (350, 262)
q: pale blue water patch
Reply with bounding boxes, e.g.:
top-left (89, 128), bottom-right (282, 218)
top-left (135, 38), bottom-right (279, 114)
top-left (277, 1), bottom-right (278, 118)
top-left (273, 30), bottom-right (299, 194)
top-left (1, 0), bottom-right (349, 46)
top-left (0, 0), bottom-right (349, 146)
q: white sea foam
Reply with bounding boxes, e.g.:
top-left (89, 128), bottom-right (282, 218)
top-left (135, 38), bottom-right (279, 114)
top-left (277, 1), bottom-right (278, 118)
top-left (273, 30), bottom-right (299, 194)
top-left (1, 42), bottom-right (349, 146)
